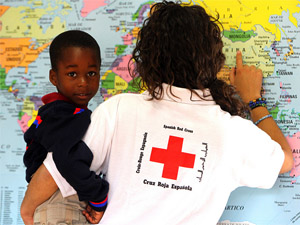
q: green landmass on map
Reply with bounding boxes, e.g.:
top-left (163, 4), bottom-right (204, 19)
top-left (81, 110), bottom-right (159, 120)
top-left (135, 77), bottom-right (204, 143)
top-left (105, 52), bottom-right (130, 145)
top-left (115, 45), bottom-right (128, 56)
top-left (223, 28), bottom-right (257, 42)
top-left (0, 67), bottom-right (9, 90)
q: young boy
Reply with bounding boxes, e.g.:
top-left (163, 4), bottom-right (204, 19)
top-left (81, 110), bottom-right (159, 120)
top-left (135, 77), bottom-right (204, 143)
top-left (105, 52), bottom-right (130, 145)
top-left (21, 30), bottom-right (108, 225)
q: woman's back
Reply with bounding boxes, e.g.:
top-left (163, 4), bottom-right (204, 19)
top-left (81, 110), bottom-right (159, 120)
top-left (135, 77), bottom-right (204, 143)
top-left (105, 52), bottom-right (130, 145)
top-left (85, 85), bottom-right (284, 225)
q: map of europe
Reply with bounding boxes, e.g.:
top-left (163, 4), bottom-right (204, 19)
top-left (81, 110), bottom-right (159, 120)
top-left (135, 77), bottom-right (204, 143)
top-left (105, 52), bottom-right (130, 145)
top-left (0, 0), bottom-right (299, 224)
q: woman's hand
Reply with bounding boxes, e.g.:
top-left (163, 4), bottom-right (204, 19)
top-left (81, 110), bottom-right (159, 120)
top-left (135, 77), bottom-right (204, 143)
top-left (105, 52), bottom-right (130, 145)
top-left (229, 51), bottom-right (263, 103)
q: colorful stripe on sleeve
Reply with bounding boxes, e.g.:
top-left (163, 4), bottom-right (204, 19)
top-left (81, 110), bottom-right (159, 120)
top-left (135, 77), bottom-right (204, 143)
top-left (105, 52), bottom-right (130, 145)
top-left (88, 195), bottom-right (108, 211)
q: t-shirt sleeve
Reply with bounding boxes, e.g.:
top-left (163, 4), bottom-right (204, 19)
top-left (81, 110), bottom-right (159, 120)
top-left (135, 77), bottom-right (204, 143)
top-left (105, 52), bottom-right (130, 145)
top-left (82, 97), bottom-right (118, 173)
top-left (230, 117), bottom-right (285, 189)
top-left (43, 152), bottom-right (76, 197)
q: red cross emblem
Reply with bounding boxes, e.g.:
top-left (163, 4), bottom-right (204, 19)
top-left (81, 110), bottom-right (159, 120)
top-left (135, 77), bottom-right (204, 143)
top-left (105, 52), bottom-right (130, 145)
top-left (150, 136), bottom-right (195, 180)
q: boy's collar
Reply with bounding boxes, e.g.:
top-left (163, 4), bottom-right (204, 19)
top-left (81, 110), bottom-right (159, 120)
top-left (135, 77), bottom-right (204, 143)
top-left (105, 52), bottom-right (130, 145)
top-left (41, 92), bottom-right (88, 109)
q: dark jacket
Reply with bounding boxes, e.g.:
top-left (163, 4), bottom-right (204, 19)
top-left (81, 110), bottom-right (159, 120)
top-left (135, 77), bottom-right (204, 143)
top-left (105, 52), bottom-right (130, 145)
top-left (23, 92), bottom-right (108, 211)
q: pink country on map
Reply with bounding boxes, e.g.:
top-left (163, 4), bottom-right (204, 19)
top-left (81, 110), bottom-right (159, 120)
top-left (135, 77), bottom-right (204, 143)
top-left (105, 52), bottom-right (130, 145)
top-left (286, 132), bottom-right (300, 178)
top-left (112, 54), bottom-right (134, 83)
top-left (17, 96), bottom-right (43, 133)
top-left (271, 41), bottom-right (280, 57)
top-left (279, 82), bottom-right (292, 104)
top-left (81, 0), bottom-right (108, 17)
top-left (17, 113), bottom-right (31, 133)
top-left (122, 33), bottom-right (134, 45)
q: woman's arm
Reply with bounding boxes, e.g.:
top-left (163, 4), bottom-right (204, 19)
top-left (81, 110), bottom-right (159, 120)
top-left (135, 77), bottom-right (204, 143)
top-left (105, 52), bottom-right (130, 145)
top-left (230, 51), bottom-right (293, 174)
top-left (20, 164), bottom-right (58, 225)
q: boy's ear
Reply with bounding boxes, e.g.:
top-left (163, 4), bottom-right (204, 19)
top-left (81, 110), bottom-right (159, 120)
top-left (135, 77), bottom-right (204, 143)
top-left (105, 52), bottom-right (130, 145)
top-left (49, 69), bottom-right (58, 86)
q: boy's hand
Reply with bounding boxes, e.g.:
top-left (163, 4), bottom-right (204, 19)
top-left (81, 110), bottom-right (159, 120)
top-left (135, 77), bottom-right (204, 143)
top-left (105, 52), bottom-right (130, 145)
top-left (229, 51), bottom-right (263, 103)
top-left (83, 205), bottom-right (104, 224)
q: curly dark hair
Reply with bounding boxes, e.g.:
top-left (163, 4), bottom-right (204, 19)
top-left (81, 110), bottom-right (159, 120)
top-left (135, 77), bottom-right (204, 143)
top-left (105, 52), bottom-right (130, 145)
top-left (129, 1), bottom-right (247, 116)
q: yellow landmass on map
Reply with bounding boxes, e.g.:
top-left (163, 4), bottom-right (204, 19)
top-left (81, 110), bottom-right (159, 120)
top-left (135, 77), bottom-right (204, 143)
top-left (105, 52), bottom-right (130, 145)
top-left (115, 76), bottom-right (128, 90)
top-left (222, 25), bottom-right (275, 77)
top-left (284, 38), bottom-right (294, 61)
top-left (101, 70), bottom-right (112, 80)
top-left (106, 89), bottom-right (123, 97)
top-left (28, 110), bottom-right (38, 127)
top-left (216, 25), bottom-right (276, 82)
top-left (0, 38), bottom-right (50, 73)
top-left (22, 97), bottom-right (38, 127)
top-left (0, 2), bottom-right (70, 45)
top-left (192, 0), bottom-right (300, 41)
top-left (131, 27), bottom-right (140, 38)
top-left (217, 66), bottom-right (231, 84)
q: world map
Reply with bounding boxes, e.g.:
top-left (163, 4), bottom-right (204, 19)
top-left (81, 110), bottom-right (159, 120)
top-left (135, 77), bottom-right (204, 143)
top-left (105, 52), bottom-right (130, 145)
top-left (0, 0), bottom-right (300, 224)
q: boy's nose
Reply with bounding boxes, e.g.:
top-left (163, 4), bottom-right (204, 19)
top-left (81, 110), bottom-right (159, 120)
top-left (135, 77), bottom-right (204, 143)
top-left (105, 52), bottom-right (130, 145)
top-left (78, 75), bottom-right (88, 87)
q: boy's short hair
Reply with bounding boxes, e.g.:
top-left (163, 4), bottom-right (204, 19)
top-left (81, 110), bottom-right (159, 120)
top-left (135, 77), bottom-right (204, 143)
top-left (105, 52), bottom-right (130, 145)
top-left (50, 30), bottom-right (101, 71)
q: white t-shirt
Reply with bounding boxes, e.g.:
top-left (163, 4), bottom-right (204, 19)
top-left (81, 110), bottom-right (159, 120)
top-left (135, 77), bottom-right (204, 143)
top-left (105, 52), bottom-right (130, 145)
top-left (44, 84), bottom-right (284, 225)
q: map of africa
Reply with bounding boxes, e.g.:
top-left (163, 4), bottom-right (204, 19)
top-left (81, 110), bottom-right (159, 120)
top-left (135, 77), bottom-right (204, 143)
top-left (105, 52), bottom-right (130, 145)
top-left (0, 0), bottom-right (299, 224)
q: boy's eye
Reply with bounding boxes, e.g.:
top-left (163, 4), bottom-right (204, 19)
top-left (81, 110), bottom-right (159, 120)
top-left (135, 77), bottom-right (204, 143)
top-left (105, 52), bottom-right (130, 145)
top-left (87, 71), bottom-right (97, 77)
top-left (68, 72), bottom-right (77, 77)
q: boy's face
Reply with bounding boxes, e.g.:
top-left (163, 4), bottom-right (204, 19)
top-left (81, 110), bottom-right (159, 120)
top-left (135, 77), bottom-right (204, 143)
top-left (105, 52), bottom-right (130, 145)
top-left (49, 47), bottom-right (100, 107)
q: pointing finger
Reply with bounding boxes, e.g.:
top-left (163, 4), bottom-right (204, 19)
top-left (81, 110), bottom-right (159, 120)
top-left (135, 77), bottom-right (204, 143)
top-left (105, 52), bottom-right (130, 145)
top-left (236, 51), bottom-right (243, 69)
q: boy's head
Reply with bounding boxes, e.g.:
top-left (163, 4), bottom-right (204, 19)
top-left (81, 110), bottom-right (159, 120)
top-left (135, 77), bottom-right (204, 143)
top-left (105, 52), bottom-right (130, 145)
top-left (49, 30), bottom-right (101, 107)
top-left (130, 1), bottom-right (225, 98)
top-left (50, 30), bottom-right (101, 71)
